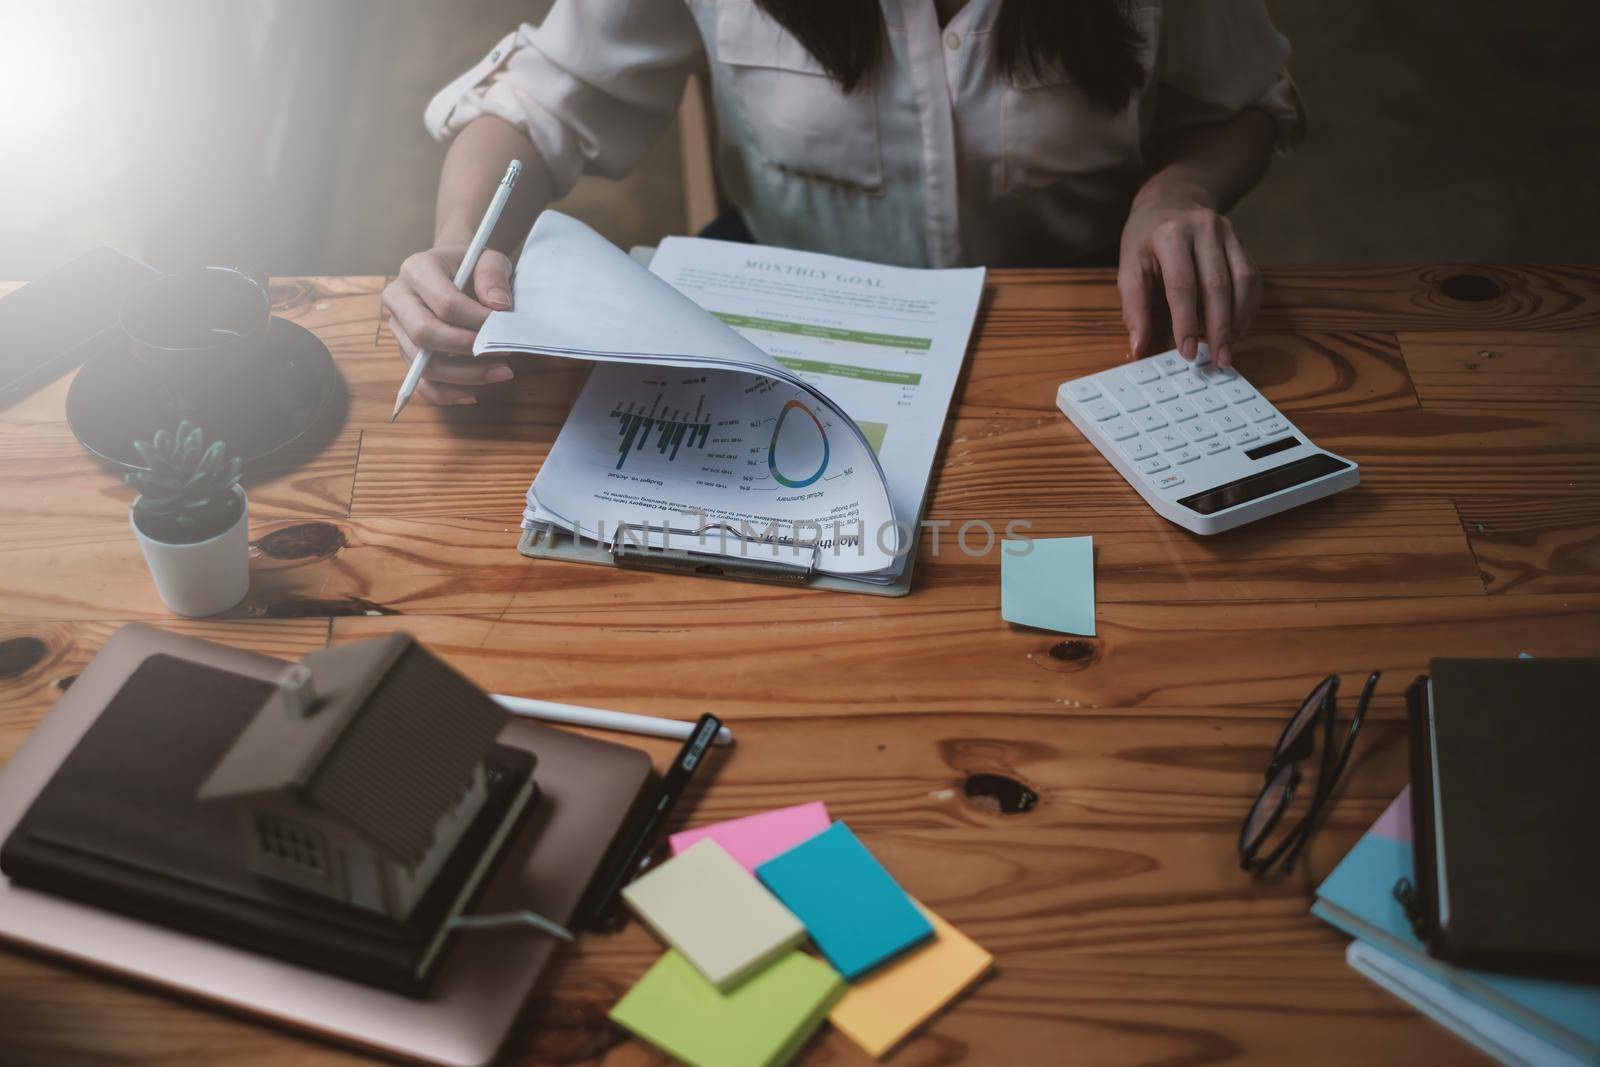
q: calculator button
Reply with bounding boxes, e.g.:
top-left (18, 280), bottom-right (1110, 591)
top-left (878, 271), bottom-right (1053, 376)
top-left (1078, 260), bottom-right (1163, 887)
top-left (1184, 421), bottom-right (1217, 441)
top-left (1101, 417), bottom-right (1139, 441)
top-left (1200, 364), bottom-right (1238, 382)
top-left (1193, 389), bottom-right (1227, 413)
top-left (1107, 379), bottom-right (1148, 411)
top-left (1213, 410), bottom-right (1245, 432)
top-left (1138, 456), bottom-right (1170, 476)
top-left (1201, 437), bottom-right (1231, 455)
top-left (1153, 471), bottom-right (1185, 491)
top-left (1128, 362), bottom-right (1162, 384)
top-left (1153, 429), bottom-right (1186, 451)
top-left (1261, 417), bottom-right (1290, 437)
top-left (1228, 428), bottom-right (1259, 446)
top-left (1066, 380), bottom-right (1101, 403)
top-left (1145, 380), bottom-right (1179, 403)
top-left (1190, 344), bottom-right (1213, 366)
top-left (1135, 410), bottom-right (1168, 432)
top-left (1221, 381), bottom-right (1256, 403)
top-left (1084, 398), bottom-right (1120, 421)
top-left (1172, 446), bottom-right (1202, 465)
top-left (1155, 352), bottom-right (1188, 375)
top-left (1241, 401), bottom-right (1276, 423)
top-left (1166, 400), bottom-right (1197, 422)
top-left (1119, 437), bottom-right (1156, 461)
top-left (1176, 371), bottom-right (1209, 394)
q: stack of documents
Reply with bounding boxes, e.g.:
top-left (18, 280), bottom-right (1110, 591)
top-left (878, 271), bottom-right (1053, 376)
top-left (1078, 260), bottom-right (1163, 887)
top-left (610, 804), bottom-right (992, 1064)
top-left (1314, 790), bottom-right (1600, 1066)
top-left (475, 212), bottom-right (985, 589)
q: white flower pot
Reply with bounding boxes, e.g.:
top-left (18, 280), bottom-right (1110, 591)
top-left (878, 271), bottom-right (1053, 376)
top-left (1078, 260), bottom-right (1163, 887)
top-left (131, 486), bottom-right (250, 617)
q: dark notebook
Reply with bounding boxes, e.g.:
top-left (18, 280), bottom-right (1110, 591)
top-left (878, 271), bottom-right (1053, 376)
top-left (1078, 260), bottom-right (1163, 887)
top-left (0, 654), bottom-right (537, 996)
top-left (1404, 658), bottom-right (1600, 981)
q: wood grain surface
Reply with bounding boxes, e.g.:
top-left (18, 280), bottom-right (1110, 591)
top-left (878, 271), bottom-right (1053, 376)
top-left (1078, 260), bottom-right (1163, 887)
top-left (4, 263), bottom-right (1596, 1066)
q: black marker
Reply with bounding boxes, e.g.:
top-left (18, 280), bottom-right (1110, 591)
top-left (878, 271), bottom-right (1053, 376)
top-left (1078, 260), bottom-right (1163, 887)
top-left (583, 713), bottom-right (723, 925)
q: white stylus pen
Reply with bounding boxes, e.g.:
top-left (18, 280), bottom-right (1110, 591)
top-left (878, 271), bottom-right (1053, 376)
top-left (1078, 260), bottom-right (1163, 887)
top-left (390, 159), bottom-right (523, 422)
top-left (490, 693), bottom-right (735, 746)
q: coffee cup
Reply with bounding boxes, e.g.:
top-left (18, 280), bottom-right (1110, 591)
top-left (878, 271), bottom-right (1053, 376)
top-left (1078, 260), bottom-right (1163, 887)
top-left (121, 266), bottom-right (273, 417)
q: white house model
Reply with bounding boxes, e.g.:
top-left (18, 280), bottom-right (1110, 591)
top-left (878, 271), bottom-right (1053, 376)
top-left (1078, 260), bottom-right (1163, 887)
top-left (198, 633), bottom-right (508, 921)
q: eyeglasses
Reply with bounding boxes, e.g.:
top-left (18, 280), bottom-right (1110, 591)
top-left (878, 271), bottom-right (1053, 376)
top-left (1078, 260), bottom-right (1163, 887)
top-left (1239, 670), bottom-right (1380, 876)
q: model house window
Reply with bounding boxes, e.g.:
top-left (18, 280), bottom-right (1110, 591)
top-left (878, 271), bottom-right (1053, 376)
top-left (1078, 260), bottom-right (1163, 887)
top-left (254, 815), bottom-right (327, 875)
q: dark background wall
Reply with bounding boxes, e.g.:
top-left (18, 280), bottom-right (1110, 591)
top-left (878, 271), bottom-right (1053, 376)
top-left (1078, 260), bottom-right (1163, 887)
top-left (2, 0), bottom-right (1596, 280)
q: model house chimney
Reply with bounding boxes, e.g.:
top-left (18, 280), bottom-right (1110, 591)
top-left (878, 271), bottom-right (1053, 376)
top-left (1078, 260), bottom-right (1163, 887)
top-left (280, 664), bottom-right (317, 717)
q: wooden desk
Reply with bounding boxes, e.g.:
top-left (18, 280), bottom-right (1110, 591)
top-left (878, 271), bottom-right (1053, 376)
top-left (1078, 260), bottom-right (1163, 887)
top-left (1, 264), bottom-right (1596, 1065)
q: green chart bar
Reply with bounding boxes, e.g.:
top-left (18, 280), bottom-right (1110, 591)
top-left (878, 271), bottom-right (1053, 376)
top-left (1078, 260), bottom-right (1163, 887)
top-left (712, 312), bottom-right (932, 351)
top-left (611, 408), bottom-right (711, 470)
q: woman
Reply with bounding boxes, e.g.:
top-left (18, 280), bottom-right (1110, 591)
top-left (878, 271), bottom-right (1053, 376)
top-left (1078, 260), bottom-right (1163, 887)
top-left (385, 0), bottom-right (1302, 406)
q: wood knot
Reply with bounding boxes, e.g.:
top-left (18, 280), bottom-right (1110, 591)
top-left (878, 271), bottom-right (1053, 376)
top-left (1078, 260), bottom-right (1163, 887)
top-left (507, 984), bottom-right (628, 1064)
top-left (255, 521), bottom-right (346, 560)
top-left (0, 636), bottom-right (49, 679)
top-left (267, 280), bottom-right (314, 310)
top-left (1439, 273), bottom-right (1502, 303)
top-left (963, 772), bottom-right (1039, 815)
top-left (1048, 639), bottom-right (1096, 662)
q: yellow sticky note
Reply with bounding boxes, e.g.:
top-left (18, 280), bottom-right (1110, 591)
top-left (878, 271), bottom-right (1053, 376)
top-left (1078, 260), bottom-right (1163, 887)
top-left (828, 901), bottom-right (992, 1058)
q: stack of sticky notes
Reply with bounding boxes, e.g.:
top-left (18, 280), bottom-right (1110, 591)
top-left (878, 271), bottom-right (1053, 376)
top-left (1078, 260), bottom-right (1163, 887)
top-left (828, 900), bottom-right (993, 1057)
top-left (609, 803), bottom-right (992, 1065)
top-left (755, 822), bottom-right (932, 980)
top-left (669, 801), bottom-right (831, 871)
top-left (623, 838), bottom-right (806, 990)
top-left (610, 949), bottom-right (843, 1067)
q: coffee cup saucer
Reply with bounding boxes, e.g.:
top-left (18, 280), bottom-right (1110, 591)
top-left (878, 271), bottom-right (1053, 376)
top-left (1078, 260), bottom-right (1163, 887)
top-left (66, 316), bottom-right (338, 470)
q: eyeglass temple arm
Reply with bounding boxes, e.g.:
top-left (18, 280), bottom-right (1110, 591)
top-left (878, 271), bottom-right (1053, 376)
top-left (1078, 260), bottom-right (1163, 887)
top-left (1281, 671), bottom-right (1382, 872)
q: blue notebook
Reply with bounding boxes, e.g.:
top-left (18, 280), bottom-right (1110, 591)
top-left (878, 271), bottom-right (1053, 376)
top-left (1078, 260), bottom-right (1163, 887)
top-left (1315, 789), bottom-right (1600, 1062)
top-left (755, 822), bottom-right (932, 981)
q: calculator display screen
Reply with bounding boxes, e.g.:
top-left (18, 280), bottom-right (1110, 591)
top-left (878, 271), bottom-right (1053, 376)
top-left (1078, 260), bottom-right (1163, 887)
top-left (1177, 453), bottom-right (1352, 515)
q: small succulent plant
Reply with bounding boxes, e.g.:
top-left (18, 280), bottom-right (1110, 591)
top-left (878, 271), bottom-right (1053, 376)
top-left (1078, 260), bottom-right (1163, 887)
top-left (127, 421), bottom-right (244, 544)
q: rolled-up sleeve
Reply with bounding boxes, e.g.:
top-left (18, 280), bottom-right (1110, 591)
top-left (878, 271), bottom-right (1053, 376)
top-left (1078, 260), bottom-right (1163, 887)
top-left (1151, 0), bottom-right (1306, 155)
top-left (424, 0), bottom-right (703, 202)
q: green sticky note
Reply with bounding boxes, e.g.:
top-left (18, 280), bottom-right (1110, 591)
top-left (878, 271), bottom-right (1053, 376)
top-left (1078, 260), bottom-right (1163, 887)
top-left (610, 949), bottom-right (844, 1067)
top-left (1000, 536), bottom-right (1096, 635)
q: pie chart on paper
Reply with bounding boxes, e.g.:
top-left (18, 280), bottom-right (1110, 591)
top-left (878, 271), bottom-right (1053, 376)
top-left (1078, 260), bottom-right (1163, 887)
top-left (768, 399), bottom-right (830, 488)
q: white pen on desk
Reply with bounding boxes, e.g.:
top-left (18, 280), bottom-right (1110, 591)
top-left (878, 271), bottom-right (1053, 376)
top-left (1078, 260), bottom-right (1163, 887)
top-left (490, 693), bottom-right (735, 746)
top-left (390, 159), bottom-right (522, 422)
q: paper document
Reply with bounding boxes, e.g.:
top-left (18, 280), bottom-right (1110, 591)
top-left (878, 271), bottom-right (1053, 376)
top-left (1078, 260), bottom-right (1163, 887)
top-left (477, 212), bottom-right (984, 584)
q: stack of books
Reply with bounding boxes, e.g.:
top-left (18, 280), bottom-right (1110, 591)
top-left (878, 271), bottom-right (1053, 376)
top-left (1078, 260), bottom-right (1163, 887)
top-left (1314, 789), bottom-right (1600, 1066)
top-left (608, 802), bottom-right (992, 1066)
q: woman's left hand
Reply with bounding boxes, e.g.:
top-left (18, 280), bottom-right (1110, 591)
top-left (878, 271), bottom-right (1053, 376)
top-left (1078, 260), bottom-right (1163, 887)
top-left (1117, 186), bottom-right (1259, 369)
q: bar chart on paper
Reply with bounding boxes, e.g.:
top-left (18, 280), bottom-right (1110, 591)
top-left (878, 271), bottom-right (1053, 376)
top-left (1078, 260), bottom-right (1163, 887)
top-left (610, 397), bottom-right (715, 471)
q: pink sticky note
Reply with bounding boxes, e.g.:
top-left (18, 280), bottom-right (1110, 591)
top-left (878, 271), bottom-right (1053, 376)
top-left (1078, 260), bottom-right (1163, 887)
top-left (669, 802), bottom-right (831, 872)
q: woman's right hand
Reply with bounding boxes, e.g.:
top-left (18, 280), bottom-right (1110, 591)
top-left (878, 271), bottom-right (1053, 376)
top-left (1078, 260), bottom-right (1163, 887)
top-left (381, 243), bottom-right (516, 405)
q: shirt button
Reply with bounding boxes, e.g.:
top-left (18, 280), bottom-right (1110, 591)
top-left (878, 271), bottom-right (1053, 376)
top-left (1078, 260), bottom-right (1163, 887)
top-left (944, 31), bottom-right (961, 50)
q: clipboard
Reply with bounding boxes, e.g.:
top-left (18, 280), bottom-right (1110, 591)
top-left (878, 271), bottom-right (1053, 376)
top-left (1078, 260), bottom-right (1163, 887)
top-left (516, 519), bottom-right (921, 597)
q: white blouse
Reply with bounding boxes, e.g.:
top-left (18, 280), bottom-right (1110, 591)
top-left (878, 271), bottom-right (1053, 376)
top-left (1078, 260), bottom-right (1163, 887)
top-left (426, 0), bottom-right (1303, 269)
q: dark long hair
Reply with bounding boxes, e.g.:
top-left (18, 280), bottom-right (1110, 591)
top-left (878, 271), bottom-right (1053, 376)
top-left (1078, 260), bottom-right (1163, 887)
top-left (752, 0), bottom-right (1147, 111)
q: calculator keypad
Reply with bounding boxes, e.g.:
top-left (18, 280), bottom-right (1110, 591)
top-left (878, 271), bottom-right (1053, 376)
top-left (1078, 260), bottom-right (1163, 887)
top-left (1064, 352), bottom-right (1302, 496)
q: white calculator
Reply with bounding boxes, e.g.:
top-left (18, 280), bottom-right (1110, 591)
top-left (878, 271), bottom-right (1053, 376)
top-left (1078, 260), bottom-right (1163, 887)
top-left (1056, 345), bottom-right (1358, 535)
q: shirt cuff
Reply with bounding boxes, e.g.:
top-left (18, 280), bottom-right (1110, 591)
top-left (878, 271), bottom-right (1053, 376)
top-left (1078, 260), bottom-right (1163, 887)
top-left (1253, 70), bottom-right (1307, 158)
top-left (424, 28), bottom-right (524, 141)
top-left (1151, 68), bottom-right (1307, 159)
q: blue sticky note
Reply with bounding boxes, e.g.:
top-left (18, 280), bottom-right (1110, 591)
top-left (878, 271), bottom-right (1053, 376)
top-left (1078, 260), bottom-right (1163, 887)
top-left (1000, 535), bottom-right (1095, 635)
top-left (755, 822), bottom-right (932, 981)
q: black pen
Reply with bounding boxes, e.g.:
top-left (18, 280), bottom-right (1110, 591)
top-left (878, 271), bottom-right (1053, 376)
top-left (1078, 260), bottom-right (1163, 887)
top-left (583, 713), bottom-right (723, 925)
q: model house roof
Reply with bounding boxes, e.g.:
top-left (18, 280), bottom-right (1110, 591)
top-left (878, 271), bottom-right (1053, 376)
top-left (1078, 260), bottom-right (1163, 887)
top-left (198, 633), bottom-right (508, 865)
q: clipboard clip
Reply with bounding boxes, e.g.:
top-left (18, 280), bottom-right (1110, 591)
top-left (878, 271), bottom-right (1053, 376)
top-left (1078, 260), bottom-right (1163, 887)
top-left (609, 522), bottom-right (816, 585)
